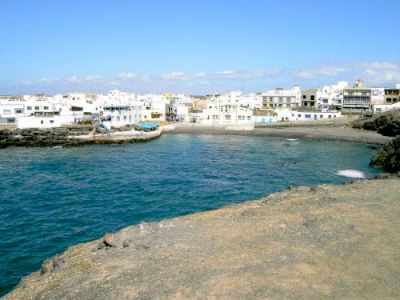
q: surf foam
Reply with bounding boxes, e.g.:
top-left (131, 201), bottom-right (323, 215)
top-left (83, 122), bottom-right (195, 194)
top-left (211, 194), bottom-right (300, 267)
top-left (336, 170), bottom-right (365, 179)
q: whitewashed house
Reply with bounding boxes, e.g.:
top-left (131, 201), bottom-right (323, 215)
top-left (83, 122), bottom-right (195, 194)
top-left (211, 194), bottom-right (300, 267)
top-left (318, 81), bottom-right (348, 111)
top-left (16, 100), bottom-right (74, 129)
top-left (289, 110), bottom-right (342, 121)
top-left (101, 105), bottom-right (144, 128)
top-left (60, 93), bottom-right (100, 121)
top-left (262, 86), bottom-right (301, 110)
top-left (200, 92), bottom-right (254, 125)
top-left (165, 94), bottom-right (192, 122)
top-left (0, 100), bottom-right (25, 125)
top-left (138, 94), bottom-right (167, 122)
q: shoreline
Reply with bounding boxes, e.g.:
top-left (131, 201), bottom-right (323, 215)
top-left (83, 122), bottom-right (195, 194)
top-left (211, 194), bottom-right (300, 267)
top-left (5, 176), bottom-right (400, 299)
top-left (0, 128), bottom-right (162, 148)
top-left (165, 124), bottom-right (393, 145)
top-left (0, 123), bottom-right (393, 148)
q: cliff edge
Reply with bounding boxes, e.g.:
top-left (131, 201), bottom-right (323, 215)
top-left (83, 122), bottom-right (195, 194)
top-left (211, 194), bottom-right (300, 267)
top-left (4, 178), bottom-right (400, 299)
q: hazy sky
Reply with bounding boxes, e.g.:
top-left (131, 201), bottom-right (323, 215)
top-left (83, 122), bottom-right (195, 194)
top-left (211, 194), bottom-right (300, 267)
top-left (0, 0), bottom-right (399, 94)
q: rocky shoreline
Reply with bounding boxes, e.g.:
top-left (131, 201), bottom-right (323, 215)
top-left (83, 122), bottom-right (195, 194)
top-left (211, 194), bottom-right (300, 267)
top-left (0, 126), bottom-right (162, 148)
top-left (4, 176), bottom-right (400, 299)
top-left (0, 119), bottom-right (394, 148)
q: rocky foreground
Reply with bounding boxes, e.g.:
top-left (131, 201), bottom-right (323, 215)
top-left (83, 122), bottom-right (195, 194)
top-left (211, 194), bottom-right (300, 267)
top-left (5, 177), bottom-right (400, 299)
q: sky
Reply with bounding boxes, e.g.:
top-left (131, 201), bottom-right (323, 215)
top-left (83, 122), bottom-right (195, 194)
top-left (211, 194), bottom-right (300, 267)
top-left (0, 0), bottom-right (399, 95)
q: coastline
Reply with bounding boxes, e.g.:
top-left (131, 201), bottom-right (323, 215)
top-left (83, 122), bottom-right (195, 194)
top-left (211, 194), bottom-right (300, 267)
top-left (0, 121), bottom-right (393, 148)
top-left (5, 177), bottom-right (400, 299)
top-left (0, 127), bottom-right (162, 148)
top-left (165, 124), bottom-right (393, 145)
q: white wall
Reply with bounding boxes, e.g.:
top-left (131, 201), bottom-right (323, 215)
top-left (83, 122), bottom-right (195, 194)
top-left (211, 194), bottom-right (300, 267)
top-left (17, 115), bottom-right (74, 129)
top-left (289, 111), bottom-right (341, 121)
top-left (373, 102), bottom-right (400, 114)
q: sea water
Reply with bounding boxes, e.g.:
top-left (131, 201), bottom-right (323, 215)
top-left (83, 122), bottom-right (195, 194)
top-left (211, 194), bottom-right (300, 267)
top-left (0, 134), bottom-right (380, 295)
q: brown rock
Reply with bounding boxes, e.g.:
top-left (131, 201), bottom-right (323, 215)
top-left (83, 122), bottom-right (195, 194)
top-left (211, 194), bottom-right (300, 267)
top-left (103, 233), bottom-right (115, 247)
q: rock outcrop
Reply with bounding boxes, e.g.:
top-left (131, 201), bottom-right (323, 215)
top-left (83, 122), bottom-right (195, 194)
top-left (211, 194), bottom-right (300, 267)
top-left (352, 109), bottom-right (400, 137)
top-left (371, 136), bottom-right (400, 172)
top-left (0, 125), bottom-right (161, 148)
top-left (0, 125), bottom-right (93, 148)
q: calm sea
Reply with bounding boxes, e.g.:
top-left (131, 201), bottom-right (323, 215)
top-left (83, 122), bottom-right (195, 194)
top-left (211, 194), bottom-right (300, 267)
top-left (0, 134), bottom-right (380, 295)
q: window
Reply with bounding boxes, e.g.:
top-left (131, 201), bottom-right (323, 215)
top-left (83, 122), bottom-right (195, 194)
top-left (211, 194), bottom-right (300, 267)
top-left (320, 115), bottom-right (323, 118)
top-left (117, 116), bottom-right (120, 121)
top-left (225, 115), bottom-right (231, 121)
top-left (40, 120), bottom-right (44, 124)
top-left (298, 114), bottom-right (301, 118)
top-left (311, 95), bottom-right (315, 101)
top-left (27, 106), bottom-right (32, 110)
top-left (2, 109), bottom-right (11, 115)
top-left (247, 116), bottom-right (251, 120)
top-left (50, 120), bottom-right (54, 124)
top-left (302, 95), bottom-right (306, 99)
top-left (35, 106), bottom-right (40, 110)
top-left (44, 106), bottom-right (49, 110)
top-left (305, 114), bottom-right (311, 119)
top-left (16, 109), bottom-right (23, 114)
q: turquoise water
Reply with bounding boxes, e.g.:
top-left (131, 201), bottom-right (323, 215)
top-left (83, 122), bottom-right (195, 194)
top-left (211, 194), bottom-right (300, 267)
top-left (0, 134), bottom-right (380, 295)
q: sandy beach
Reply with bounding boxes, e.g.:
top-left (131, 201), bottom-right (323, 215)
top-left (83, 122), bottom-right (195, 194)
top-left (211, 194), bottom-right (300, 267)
top-left (166, 124), bottom-right (393, 145)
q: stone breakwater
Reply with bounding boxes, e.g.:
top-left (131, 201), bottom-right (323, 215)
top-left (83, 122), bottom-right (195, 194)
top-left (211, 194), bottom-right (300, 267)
top-left (4, 177), bottom-right (400, 299)
top-left (0, 126), bottom-right (161, 148)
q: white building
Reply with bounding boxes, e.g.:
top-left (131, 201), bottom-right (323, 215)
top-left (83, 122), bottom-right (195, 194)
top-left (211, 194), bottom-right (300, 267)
top-left (262, 86), bottom-right (301, 110)
top-left (289, 110), bottom-right (342, 121)
top-left (201, 92), bottom-right (254, 125)
top-left (165, 94), bottom-right (192, 122)
top-left (138, 94), bottom-right (167, 122)
top-left (101, 104), bottom-right (145, 128)
top-left (16, 100), bottom-right (74, 129)
top-left (370, 88), bottom-right (385, 105)
top-left (0, 100), bottom-right (25, 125)
top-left (318, 81), bottom-right (348, 111)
